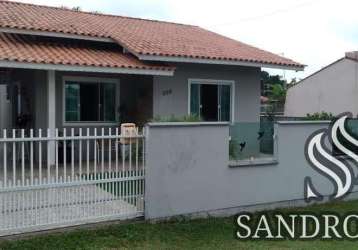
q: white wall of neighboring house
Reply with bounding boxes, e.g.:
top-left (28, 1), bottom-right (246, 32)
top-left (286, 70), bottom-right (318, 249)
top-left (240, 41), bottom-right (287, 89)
top-left (285, 57), bottom-right (358, 117)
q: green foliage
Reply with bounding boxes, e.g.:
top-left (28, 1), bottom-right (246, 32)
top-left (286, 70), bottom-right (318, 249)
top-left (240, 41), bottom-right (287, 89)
top-left (150, 114), bottom-right (202, 122)
top-left (268, 84), bottom-right (286, 103)
top-left (229, 140), bottom-right (239, 160)
top-left (305, 112), bottom-right (335, 120)
top-left (82, 172), bottom-right (144, 206)
top-left (262, 83), bottom-right (287, 116)
top-left (261, 71), bottom-right (286, 87)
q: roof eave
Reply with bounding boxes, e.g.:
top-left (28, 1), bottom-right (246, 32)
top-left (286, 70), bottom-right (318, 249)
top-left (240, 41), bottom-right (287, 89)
top-left (0, 60), bottom-right (175, 76)
top-left (137, 54), bottom-right (305, 71)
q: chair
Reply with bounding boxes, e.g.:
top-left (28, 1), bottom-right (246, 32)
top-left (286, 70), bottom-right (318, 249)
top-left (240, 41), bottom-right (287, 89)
top-left (95, 123), bottom-right (138, 163)
top-left (119, 123), bottom-right (138, 160)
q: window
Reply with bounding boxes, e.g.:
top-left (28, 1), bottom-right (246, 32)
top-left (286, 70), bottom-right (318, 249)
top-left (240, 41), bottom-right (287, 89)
top-left (189, 79), bottom-right (234, 122)
top-left (64, 78), bottom-right (117, 123)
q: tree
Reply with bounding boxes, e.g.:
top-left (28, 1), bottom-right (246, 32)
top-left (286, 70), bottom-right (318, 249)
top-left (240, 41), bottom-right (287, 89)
top-left (265, 84), bottom-right (286, 115)
top-left (261, 71), bottom-right (286, 96)
top-left (261, 71), bottom-right (286, 86)
top-left (269, 84), bottom-right (286, 103)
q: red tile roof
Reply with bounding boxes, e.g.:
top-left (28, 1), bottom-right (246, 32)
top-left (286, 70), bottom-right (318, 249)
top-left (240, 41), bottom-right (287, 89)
top-left (0, 32), bottom-right (174, 72)
top-left (0, 1), bottom-right (304, 69)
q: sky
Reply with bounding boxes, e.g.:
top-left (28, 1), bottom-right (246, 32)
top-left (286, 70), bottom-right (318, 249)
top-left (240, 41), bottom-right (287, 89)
top-left (11, 0), bottom-right (358, 81)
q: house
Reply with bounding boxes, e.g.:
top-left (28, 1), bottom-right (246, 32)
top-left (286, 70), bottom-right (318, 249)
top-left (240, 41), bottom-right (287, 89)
top-left (0, 1), bottom-right (305, 236)
top-left (0, 1), bottom-right (303, 133)
top-left (285, 51), bottom-right (358, 117)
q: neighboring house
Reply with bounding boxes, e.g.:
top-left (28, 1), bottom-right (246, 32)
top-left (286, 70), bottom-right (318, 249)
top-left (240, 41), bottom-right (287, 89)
top-left (0, 1), bottom-right (303, 132)
top-left (285, 51), bottom-right (358, 117)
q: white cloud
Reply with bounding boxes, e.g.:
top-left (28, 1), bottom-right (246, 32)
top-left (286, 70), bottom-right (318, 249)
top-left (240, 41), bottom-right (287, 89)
top-left (10, 0), bottom-right (358, 80)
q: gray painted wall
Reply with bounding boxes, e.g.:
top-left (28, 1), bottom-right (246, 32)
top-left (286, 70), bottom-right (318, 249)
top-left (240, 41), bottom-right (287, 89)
top-left (0, 69), bottom-right (49, 130)
top-left (0, 85), bottom-right (10, 130)
top-left (34, 70), bottom-right (48, 129)
top-left (153, 64), bottom-right (261, 123)
top-left (285, 58), bottom-right (358, 117)
top-left (23, 63), bottom-right (261, 130)
top-left (29, 71), bottom-right (153, 130)
top-left (144, 122), bottom-right (347, 219)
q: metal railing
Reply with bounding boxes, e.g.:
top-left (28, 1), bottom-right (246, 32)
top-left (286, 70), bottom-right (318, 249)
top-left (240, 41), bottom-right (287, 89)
top-left (0, 128), bottom-right (145, 236)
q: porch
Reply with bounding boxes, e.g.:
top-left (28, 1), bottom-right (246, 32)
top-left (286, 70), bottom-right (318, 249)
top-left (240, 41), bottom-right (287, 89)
top-left (0, 31), bottom-right (165, 235)
top-left (0, 68), bottom-right (154, 131)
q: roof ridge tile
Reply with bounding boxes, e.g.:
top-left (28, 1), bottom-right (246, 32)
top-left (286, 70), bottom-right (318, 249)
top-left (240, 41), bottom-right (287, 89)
top-left (0, 0), bottom-right (196, 27)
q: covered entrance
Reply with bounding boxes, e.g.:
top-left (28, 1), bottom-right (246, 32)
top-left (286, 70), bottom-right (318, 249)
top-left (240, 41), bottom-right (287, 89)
top-left (0, 31), bottom-right (173, 236)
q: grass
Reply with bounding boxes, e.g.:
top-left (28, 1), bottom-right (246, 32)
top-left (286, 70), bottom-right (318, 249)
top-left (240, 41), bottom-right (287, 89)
top-left (1, 200), bottom-right (358, 249)
top-left (81, 171), bottom-right (145, 206)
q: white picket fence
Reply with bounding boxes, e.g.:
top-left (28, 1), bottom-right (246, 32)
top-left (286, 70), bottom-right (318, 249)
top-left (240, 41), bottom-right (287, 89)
top-left (0, 128), bottom-right (145, 236)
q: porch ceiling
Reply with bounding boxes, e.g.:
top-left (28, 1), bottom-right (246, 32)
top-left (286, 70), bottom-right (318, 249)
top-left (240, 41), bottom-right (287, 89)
top-left (0, 33), bottom-right (175, 76)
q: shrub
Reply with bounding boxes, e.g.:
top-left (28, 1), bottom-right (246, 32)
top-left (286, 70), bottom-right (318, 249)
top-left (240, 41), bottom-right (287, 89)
top-left (229, 139), bottom-right (239, 160)
top-left (150, 114), bottom-right (202, 122)
top-left (305, 112), bottom-right (334, 120)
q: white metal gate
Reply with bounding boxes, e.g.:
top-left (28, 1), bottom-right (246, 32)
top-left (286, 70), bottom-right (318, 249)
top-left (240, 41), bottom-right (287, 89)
top-left (0, 128), bottom-right (145, 236)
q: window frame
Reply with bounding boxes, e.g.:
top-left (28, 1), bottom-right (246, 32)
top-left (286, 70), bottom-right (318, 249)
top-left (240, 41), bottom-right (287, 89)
top-left (188, 78), bottom-right (235, 123)
top-left (62, 76), bottom-right (120, 126)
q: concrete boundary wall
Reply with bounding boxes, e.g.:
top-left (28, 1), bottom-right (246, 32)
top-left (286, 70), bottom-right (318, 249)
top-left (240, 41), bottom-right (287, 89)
top-left (144, 121), bottom-right (352, 220)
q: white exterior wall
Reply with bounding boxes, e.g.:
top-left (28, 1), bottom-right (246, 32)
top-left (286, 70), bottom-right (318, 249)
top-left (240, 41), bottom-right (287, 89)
top-left (285, 58), bottom-right (358, 117)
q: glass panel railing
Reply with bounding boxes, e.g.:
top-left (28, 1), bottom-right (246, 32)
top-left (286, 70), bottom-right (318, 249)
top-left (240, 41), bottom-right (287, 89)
top-left (229, 121), bottom-right (274, 161)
